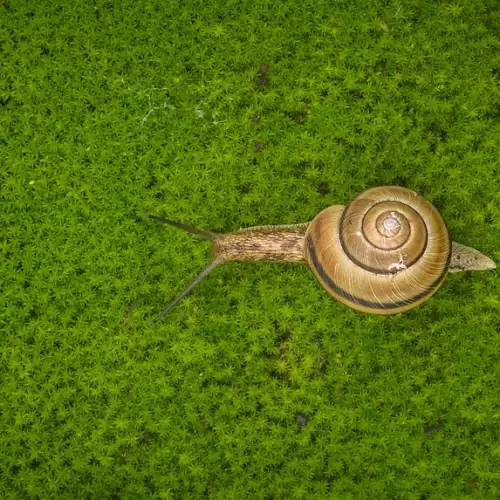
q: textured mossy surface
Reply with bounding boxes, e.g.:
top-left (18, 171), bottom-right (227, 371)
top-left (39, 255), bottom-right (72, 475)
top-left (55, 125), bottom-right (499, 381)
top-left (2, 0), bottom-right (500, 498)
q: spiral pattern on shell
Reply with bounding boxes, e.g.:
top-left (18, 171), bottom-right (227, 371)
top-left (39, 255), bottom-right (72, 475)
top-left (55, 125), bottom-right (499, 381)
top-left (304, 186), bottom-right (452, 314)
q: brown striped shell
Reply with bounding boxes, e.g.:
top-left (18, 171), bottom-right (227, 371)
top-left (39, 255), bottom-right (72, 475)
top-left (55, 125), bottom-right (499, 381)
top-left (303, 186), bottom-right (452, 314)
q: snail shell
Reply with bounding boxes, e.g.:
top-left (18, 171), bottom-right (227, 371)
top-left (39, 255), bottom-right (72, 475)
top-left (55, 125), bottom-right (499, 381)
top-left (303, 186), bottom-right (452, 314)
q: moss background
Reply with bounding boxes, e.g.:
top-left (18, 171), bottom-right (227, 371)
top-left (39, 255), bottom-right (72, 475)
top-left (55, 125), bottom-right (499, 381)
top-left (2, 0), bottom-right (500, 498)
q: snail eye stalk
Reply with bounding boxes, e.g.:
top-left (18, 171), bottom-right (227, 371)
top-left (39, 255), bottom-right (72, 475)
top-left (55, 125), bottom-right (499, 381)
top-left (145, 214), bottom-right (219, 241)
top-left (150, 257), bottom-right (224, 324)
top-left (146, 214), bottom-right (223, 324)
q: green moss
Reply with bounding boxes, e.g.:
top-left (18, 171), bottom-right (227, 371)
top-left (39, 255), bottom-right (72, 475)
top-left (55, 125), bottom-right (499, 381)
top-left (1, 0), bottom-right (500, 498)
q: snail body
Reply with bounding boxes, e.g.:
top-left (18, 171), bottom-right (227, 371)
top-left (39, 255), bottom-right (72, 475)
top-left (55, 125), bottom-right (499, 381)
top-left (147, 186), bottom-right (495, 323)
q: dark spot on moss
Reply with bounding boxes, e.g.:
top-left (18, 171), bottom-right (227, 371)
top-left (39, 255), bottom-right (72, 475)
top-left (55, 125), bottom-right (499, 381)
top-left (274, 329), bottom-right (292, 346)
top-left (424, 415), bottom-right (446, 435)
top-left (238, 183), bottom-right (252, 194)
top-left (27, 307), bottom-right (39, 321)
top-left (319, 358), bottom-right (328, 374)
top-left (292, 160), bottom-right (310, 170)
top-left (428, 194), bottom-right (447, 211)
top-left (373, 58), bottom-right (388, 74)
top-left (253, 141), bottom-right (265, 152)
top-left (144, 476), bottom-right (156, 494)
top-left (316, 182), bottom-right (330, 195)
top-left (254, 64), bottom-right (269, 87)
top-left (392, 175), bottom-right (409, 188)
top-left (141, 431), bottom-right (158, 443)
top-left (29, 459), bottom-right (41, 470)
top-left (0, 96), bottom-right (11, 107)
top-left (484, 103), bottom-right (500, 119)
top-left (285, 110), bottom-right (309, 124)
top-left (424, 423), bottom-right (444, 435)
top-left (270, 370), bottom-right (286, 380)
top-left (297, 412), bottom-right (308, 427)
top-left (466, 477), bottom-right (478, 493)
top-left (146, 176), bottom-right (158, 190)
top-left (348, 90), bottom-right (364, 100)
top-left (110, 489), bottom-right (121, 500)
top-left (427, 122), bottom-right (448, 142)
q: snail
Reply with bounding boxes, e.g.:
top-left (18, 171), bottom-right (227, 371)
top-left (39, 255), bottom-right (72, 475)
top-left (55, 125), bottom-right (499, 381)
top-left (147, 186), bottom-right (496, 324)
